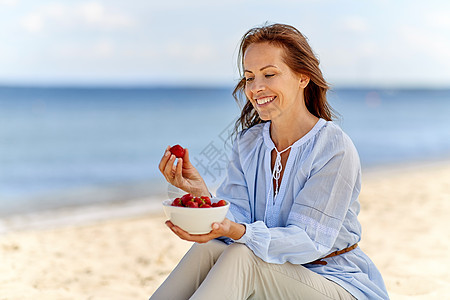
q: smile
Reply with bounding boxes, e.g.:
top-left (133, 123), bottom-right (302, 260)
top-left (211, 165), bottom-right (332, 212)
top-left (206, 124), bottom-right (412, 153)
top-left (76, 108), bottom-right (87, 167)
top-left (256, 96), bottom-right (276, 105)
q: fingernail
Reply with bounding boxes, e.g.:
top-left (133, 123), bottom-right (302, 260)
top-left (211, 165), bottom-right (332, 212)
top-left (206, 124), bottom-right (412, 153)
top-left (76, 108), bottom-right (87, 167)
top-left (212, 223), bottom-right (219, 230)
top-left (165, 151), bottom-right (170, 157)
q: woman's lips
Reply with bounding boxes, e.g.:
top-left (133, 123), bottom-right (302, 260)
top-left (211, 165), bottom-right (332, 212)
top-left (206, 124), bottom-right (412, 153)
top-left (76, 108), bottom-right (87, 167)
top-left (256, 96), bottom-right (276, 106)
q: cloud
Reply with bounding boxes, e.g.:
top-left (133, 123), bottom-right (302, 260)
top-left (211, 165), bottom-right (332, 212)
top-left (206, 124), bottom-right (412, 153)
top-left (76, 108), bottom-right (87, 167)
top-left (425, 10), bottom-right (450, 29)
top-left (92, 40), bottom-right (115, 57)
top-left (20, 13), bottom-right (44, 33)
top-left (339, 16), bottom-right (369, 33)
top-left (398, 25), bottom-right (450, 63)
top-left (165, 42), bottom-right (216, 63)
top-left (0, 0), bottom-right (18, 6)
top-left (20, 2), bottom-right (136, 34)
top-left (77, 2), bottom-right (135, 29)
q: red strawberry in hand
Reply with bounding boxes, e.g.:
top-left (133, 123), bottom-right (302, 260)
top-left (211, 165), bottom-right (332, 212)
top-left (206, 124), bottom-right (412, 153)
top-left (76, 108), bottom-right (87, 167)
top-left (170, 144), bottom-right (185, 158)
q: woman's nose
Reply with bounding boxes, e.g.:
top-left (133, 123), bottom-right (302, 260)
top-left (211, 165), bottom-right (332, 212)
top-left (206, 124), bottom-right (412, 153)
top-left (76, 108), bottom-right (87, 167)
top-left (250, 77), bottom-right (266, 94)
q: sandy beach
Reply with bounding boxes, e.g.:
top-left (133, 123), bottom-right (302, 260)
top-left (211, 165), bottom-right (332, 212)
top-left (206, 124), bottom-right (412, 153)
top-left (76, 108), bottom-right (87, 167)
top-left (1, 160), bottom-right (449, 300)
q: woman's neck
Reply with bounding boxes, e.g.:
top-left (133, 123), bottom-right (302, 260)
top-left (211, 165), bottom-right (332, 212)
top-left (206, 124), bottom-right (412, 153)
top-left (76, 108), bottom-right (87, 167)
top-left (270, 112), bottom-right (319, 150)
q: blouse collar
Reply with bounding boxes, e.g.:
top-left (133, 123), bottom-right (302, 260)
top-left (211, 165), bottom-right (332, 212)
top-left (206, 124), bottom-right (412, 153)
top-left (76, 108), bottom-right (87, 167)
top-left (262, 118), bottom-right (326, 150)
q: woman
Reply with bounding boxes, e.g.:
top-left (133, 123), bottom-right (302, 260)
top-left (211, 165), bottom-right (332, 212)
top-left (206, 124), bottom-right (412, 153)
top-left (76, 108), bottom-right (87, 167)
top-left (153, 23), bottom-right (389, 299)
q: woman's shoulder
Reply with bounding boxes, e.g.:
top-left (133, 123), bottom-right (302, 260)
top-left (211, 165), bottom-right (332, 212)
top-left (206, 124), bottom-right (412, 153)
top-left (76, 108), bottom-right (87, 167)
top-left (305, 120), bottom-right (361, 174)
top-left (312, 120), bottom-right (359, 160)
top-left (318, 121), bottom-right (355, 148)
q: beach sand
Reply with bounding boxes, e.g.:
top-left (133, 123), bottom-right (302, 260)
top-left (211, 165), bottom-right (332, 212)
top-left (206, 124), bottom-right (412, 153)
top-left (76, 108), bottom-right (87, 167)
top-left (1, 160), bottom-right (449, 299)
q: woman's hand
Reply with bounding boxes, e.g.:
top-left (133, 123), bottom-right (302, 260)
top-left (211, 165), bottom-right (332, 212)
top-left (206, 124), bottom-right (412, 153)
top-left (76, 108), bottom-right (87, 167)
top-left (159, 146), bottom-right (209, 197)
top-left (165, 218), bottom-right (246, 243)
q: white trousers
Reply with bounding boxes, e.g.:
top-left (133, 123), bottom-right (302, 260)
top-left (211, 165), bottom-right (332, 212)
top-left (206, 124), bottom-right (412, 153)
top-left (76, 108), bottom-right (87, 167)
top-left (150, 240), bottom-right (356, 300)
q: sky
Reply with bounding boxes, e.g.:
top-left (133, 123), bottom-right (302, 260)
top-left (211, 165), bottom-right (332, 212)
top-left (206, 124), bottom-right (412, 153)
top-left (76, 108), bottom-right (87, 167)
top-left (0, 0), bottom-right (450, 88)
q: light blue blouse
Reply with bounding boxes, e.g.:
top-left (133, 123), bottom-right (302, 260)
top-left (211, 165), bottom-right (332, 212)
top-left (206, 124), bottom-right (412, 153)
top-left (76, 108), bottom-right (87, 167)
top-left (216, 119), bottom-right (389, 300)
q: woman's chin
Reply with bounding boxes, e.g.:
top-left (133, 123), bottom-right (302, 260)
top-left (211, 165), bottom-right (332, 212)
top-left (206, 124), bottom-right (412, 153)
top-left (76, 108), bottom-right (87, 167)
top-left (257, 111), bottom-right (278, 122)
top-left (258, 115), bottom-right (271, 122)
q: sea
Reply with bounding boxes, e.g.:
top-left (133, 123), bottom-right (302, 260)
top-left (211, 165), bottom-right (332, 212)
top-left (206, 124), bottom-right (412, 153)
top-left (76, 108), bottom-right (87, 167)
top-left (1, 86), bottom-right (450, 217)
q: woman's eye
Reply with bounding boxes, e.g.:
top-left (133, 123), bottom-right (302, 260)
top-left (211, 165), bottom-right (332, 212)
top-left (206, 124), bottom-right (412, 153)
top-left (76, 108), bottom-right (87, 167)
top-left (265, 74), bottom-right (275, 78)
top-left (245, 77), bottom-right (254, 82)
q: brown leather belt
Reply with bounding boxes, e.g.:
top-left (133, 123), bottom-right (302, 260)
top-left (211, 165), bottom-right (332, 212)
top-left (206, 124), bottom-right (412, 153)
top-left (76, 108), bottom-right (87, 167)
top-left (308, 243), bottom-right (358, 265)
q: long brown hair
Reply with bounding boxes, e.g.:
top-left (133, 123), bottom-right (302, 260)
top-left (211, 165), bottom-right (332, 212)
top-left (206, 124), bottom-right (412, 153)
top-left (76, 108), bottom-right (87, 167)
top-left (233, 23), bottom-right (335, 135)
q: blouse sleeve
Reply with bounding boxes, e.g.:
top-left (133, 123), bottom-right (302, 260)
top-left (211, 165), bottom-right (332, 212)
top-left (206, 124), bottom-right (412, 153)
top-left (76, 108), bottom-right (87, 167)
top-left (235, 134), bottom-right (361, 264)
top-left (214, 135), bottom-right (254, 244)
top-left (215, 136), bottom-right (252, 224)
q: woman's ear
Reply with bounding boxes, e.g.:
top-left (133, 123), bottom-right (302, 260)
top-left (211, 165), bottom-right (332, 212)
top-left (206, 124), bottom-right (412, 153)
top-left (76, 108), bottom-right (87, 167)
top-left (299, 74), bottom-right (310, 88)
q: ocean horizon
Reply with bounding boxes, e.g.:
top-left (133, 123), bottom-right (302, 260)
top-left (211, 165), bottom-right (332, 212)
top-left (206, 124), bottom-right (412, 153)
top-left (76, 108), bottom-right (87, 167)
top-left (1, 85), bottom-right (450, 216)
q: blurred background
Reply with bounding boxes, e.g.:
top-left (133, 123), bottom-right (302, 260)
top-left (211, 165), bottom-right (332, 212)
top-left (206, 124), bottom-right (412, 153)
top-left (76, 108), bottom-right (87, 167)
top-left (1, 0), bottom-right (449, 217)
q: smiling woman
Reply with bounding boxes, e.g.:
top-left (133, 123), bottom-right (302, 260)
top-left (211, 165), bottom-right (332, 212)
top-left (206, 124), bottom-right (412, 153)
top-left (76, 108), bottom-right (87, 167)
top-left (242, 43), bottom-right (311, 124)
top-left (233, 24), bottom-right (334, 134)
top-left (152, 23), bottom-right (389, 300)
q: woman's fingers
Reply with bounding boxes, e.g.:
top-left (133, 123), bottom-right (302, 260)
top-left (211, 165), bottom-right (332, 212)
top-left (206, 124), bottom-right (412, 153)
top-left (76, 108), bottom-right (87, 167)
top-left (162, 154), bottom-right (177, 181)
top-left (165, 221), bottom-right (197, 241)
top-left (183, 148), bottom-right (199, 171)
top-left (183, 148), bottom-right (191, 165)
top-left (174, 158), bottom-right (184, 183)
top-left (158, 146), bottom-right (171, 174)
top-left (165, 220), bottom-right (218, 243)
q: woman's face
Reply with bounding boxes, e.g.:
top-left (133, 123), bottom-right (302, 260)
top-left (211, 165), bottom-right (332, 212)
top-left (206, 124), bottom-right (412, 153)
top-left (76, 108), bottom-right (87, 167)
top-left (243, 42), bottom-right (308, 122)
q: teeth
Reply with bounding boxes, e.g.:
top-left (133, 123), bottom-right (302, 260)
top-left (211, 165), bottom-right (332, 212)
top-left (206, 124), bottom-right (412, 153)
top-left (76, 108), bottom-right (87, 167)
top-left (256, 96), bottom-right (275, 105)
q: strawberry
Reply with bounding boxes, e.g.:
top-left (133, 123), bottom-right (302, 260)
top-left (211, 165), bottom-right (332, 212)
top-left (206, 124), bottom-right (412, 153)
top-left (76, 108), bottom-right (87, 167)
top-left (171, 197), bottom-right (182, 206)
top-left (170, 144), bottom-right (185, 158)
top-left (200, 203), bottom-right (212, 208)
top-left (194, 197), bottom-right (204, 205)
top-left (200, 196), bottom-right (211, 205)
top-left (180, 193), bottom-right (194, 206)
top-left (187, 201), bottom-right (199, 208)
top-left (216, 200), bottom-right (227, 207)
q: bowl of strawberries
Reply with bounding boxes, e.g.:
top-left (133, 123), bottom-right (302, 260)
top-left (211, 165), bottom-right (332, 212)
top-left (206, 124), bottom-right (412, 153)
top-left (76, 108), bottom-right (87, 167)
top-left (162, 193), bottom-right (230, 234)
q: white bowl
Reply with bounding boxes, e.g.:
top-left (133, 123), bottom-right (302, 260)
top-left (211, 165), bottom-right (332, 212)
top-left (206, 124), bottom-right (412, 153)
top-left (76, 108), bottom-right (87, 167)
top-left (162, 199), bottom-right (230, 234)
